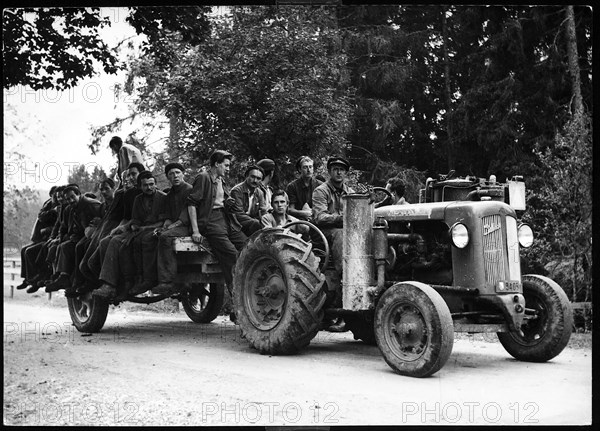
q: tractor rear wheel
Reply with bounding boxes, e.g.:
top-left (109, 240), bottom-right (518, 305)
top-left (375, 282), bottom-right (454, 377)
top-left (233, 228), bottom-right (327, 354)
top-left (498, 275), bottom-right (573, 362)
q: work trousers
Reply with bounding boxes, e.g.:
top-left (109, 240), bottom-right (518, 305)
top-left (134, 229), bottom-right (160, 283)
top-left (322, 227), bottom-right (344, 307)
top-left (79, 220), bottom-right (119, 284)
top-left (98, 232), bottom-right (131, 287)
top-left (203, 210), bottom-right (247, 287)
top-left (156, 225), bottom-right (191, 284)
top-left (21, 242), bottom-right (43, 280)
top-left (34, 241), bottom-right (52, 278)
top-left (57, 236), bottom-right (85, 275)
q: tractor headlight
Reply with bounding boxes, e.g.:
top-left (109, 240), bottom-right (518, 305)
top-left (518, 223), bottom-right (533, 248)
top-left (450, 223), bottom-right (469, 248)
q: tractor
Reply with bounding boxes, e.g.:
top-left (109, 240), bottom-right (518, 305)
top-left (66, 172), bottom-right (573, 378)
top-left (231, 172), bottom-right (573, 377)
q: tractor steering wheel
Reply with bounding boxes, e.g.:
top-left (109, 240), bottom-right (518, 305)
top-left (282, 220), bottom-right (330, 272)
top-left (372, 186), bottom-right (394, 208)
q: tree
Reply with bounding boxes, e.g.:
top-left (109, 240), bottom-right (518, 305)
top-left (3, 8), bottom-right (119, 90)
top-left (94, 6), bottom-right (352, 185)
top-left (3, 185), bottom-right (43, 250)
top-left (67, 164), bottom-right (109, 195)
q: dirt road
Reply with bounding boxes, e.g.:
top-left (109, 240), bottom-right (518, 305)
top-left (3, 299), bottom-right (592, 426)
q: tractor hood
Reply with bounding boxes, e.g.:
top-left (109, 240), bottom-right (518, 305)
top-left (374, 201), bottom-right (517, 222)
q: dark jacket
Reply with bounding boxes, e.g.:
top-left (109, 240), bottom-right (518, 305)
top-left (131, 189), bottom-right (167, 227)
top-left (183, 171), bottom-right (241, 234)
top-left (312, 180), bottom-right (354, 229)
top-left (229, 181), bottom-right (266, 227)
top-left (165, 181), bottom-right (193, 222)
top-left (31, 198), bottom-right (58, 242)
top-left (68, 196), bottom-right (103, 240)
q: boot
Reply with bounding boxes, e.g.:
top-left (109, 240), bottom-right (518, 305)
top-left (92, 283), bottom-right (117, 299)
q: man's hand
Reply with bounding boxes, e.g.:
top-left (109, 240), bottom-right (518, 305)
top-left (153, 227), bottom-right (165, 237)
top-left (191, 232), bottom-right (202, 243)
top-left (110, 226), bottom-right (123, 236)
top-left (224, 197), bottom-right (235, 211)
top-left (355, 183), bottom-right (377, 203)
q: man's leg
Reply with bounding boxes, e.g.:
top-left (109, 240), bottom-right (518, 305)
top-left (46, 238), bottom-right (78, 292)
top-left (139, 230), bottom-right (158, 284)
top-left (94, 234), bottom-right (128, 298)
top-left (72, 236), bottom-right (91, 287)
top-left (322, 228), bottom-right (346, 332)
top-left (118, 232), bottom-right (138, 297)
top-left (156, 225), bottom-right (190, 284)
top-left (204, 211), bottom-right (246, 287)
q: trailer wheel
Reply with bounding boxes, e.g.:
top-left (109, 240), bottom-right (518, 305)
top-left (67, 292), bottom-right (109, 333)
top-left (181, 283), bottom-right (225, 323)
top-left (375, 282), bottom-right (454, 377)
top-left (233, 228), bottom-right (327, 354)
top-left (345, 312), bottom-right (377, 346)
top-left (498, 275), bottom-right (573, 362)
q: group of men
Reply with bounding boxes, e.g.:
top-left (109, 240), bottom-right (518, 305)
top-left (17, 136), bottom-right (408, 331)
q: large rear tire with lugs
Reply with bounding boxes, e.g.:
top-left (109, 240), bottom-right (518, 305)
top-left (233, 228), bottom-right (327, 355)
top-left (498, 275), bottom-right (573, 362)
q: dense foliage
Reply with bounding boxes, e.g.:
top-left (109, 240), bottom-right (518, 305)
top-left (3, 8), bottom-right (119, 90)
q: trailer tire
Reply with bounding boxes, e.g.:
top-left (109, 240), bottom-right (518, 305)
top-left (233, 228), bottom-right (327, 355)
top-left (68, 292), bottom-right (109, 333)
top-left (181, 283), bottom-right (224, 323)
top-left (375, 282), bottom-right (454, 377)
top-left (498, 275), bottom-right (573, 362)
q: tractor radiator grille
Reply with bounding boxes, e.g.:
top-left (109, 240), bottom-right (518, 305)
top-left (482, 214), bottom-right (506, 286)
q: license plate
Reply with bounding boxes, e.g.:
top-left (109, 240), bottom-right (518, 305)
top-left (497, 281), bottom-right (522, 292)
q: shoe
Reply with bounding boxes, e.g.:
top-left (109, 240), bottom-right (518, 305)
top-left (92, 283), bottom-right (117, 299)
top-left (75, 282), bottom-right (92, 295)
top-left (26, 285), bottom-right (41, 294)
top-left (45, 274), bottom-right (71, 292)
top-left (151, 283), bottom-right (177, 296)
top-left (16, 280), bottom-right (30, 290)
top-left (130, 280), bottom-right (156, 296)
top-left (325, 318), bottom-right (348, 333)
top-left (40, 279), bottom-right (54, 288)
top-left (64, 288), bottom-right (79, 298)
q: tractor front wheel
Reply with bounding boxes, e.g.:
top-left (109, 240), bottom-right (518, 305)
top-left (374, 282), bottom-right (454, 377)
top-left (498, 275), bottom-right (573, 362)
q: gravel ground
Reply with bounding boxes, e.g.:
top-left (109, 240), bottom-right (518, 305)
top-left (3, 292), bottom-right (593, 426)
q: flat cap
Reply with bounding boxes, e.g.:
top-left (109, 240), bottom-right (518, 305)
top-left (326, 156), bottom-right (350, 171)
top-left (257, 158), bottom-right (275, 171)
top-left (165, 162), bottom-right (185, 175)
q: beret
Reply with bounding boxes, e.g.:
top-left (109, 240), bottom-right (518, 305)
top-left (165, 162), bottom-right (185, 175)
top-left (257, 158), bottom-right (275, 171)
top-left (326, 156), bottom-right (350, 171)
